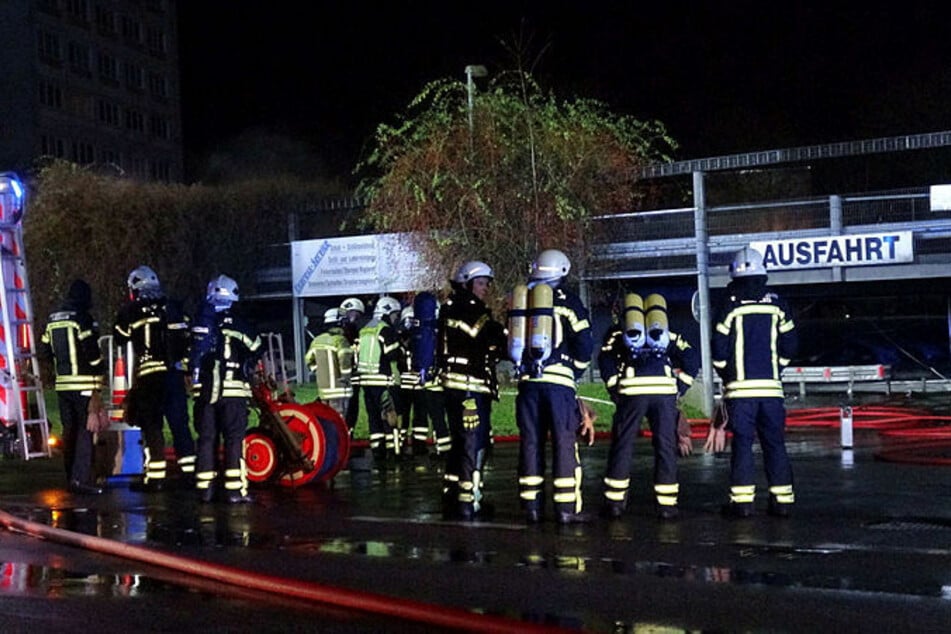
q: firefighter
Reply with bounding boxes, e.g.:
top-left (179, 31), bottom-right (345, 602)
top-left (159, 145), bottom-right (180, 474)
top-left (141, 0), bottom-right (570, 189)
top-left (396, 305), bottom-right (419, 452)
top-left (599, 293), bottom-right (700, 520)
top-left (513, 249), bottom-right (594, 524)
top-left (192, 274), bottom-right (262, 504)
top-left (356, 296), bottom-right (402, 463)
top-left (410, 293), bottom-right (450, 457)
top-left (339, 297), bottom-right (365, 434)
top-left (114, 265), bottom-right (170, 492)
top-left (438, 261), bottom-right (506, 520)
top-left (304, 307), bottom-right (353, 419)
top-left (164, 294), bottom-right (197, 484)
top-left (712, 247), bottom-right (798, 518)
top-left (39, 279), bottom-right (105, 495)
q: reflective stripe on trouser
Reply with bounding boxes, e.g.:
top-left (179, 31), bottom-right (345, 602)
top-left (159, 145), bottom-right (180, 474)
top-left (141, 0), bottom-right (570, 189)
top-left (178, 454), bottom-right (197, 474)
top-left (369, 432), bottom-right (385, 450)
top-left (143, 447), bottom-right (167, 484)
top-left (727, 397), bottom-right (794, 502)
top-left (412, 426), bottom-right (429, 443)
top-left (770, 484), bottom-right (795, 505)
top-left (516, 382), bottom-right (583, 514)
top-left (223, 459), bottom-right (248, 496)
top-left (730, 484), bottom-right (756, 504)
top-left (655, 482), bottom-right (679, 507)
top-left (603, 476), bottom-right (630, 504)
top-left (196, 470), bottom-right (215, 491)
top-left (435, 433), bottom-right (451, 454)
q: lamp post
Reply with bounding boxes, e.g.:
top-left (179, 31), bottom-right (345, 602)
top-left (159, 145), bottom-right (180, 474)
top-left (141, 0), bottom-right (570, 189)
top-left (465, 64), bottom-right (488, 150)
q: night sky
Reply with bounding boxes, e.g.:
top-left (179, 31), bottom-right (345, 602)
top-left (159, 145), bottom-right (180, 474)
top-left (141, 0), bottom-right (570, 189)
top-left (177, 2), bottom-right (951, 184)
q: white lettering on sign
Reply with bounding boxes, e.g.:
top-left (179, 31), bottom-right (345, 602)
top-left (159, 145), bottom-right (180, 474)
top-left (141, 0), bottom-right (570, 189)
top-left (750, 232), bottom-right (913, 271)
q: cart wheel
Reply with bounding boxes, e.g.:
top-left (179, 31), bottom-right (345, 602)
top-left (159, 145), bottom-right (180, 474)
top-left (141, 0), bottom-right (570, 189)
top-left (276, 404), bottom-right (324, 488)
top-left (244, 430), bottom-right (277, 483)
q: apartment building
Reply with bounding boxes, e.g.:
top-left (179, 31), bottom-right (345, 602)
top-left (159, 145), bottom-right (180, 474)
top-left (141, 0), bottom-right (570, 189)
top-left (0, 0), bottom-right (182, 181)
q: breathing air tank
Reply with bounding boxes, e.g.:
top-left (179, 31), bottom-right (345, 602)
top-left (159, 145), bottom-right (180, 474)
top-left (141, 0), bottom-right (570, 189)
top-left (528, 283), bottom-right (554, 376)
top-left (507, 284), bottom-right (529, 367)
top-left (411, 292), bottom-right (438, 383)
top-left (645, 293), bottom-right (670, 350)
top-left (623, 293), bottom-right (645, 351)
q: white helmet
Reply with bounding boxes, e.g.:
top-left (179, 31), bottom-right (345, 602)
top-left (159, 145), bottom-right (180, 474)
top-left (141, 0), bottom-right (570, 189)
top-left (453, 260), bottom-right (494, 285)
top-left (730, 247), bottom-right (767, 278)
top-left (400, 306), bottom-right (415, 329)
top-left (373, 296), bottom-right (401, 319)
top-left (323, 307), bottom-right (342, 324)
top-left (206, 274), bottom-right (239, 308)
top-left (530, 249), bottom-right (571, 282)
top-left (127, 265), bottom-right (161, 299)
top-left (340, 297), bottom-right (365, 314)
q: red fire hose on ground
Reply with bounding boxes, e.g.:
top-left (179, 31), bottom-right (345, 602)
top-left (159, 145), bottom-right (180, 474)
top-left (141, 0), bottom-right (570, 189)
top-left (0, 506), bottom-right (571, 633)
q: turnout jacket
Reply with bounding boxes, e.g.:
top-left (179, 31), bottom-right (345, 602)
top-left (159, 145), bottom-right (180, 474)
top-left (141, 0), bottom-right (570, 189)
top-left (437, 287), bottom-right (506, 396)
top-left (305, 324), bottom-right (353, 399)
top-left (517, 285), bottom-right (593, 390)
top-left (355, 319), bottom-right (400, 388)
top-left (114, 297), bottom-right (168, 379)
top-left (599, 325), bottom-right (699, 397)
top-left (191, 306), bottom-right (262, 402)
top-left (40, 281), bottom-right (104, 392)
top-left (712, 278), bottom-right (798, 399)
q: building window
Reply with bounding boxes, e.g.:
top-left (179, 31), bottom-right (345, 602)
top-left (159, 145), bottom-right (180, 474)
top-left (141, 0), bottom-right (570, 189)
top-left (70, 141), bottom-right (94, 164)
top-left (65, 0), bottom-right (89, 23)
top-left (98, 51), bottom-right (118, 84)
top-left (95, 6), bottom-right (116, 36)
top-left (148, 114), bottom-right (169, 139)
top-left (121, 15), bottom-right (142, 44)
top-left (41, 135), bottom-right (66, 158)
top-left (97, 99), bottom-right (120, 126)
top-left (38, 31), bottom-right (63, 65)
top-left (39, 81), bottom-right (63, 109)
top-left (68, 41), bottom-right (91, 75)
top-left (146, 27), bottom-right (166, 56)
top-left (125, 108), bottom-right (144, 133)
top-left (124, 61), bottom-right (144, 91)
top-left (147, 72), bottom-right (167, 100)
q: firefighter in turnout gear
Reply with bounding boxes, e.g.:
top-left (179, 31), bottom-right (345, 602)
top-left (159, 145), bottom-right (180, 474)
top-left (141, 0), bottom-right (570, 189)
top-left (398, 301), bottom-right (450, 457)
top-left (599, 293), bottom-right (699, 520)
top-left (40, 279), bottom-right (105, 495)
top-left (114, 265), bottom-right (170, 492)
top-left (304, 308), bottom-right (354, 420)
top-left (713, 247), bottom-right (798, 518)
top-left (513, 249), bottom-right (595, 524)
top-left (163, 295), bottom-right (197, 482)
top-left (192, 275), bottom-right (262, 504)
top-left (340, 297), bottom-right (365, 434)
top-left (438, 261), bottom-right (506, 520)
top-left (357, 296), bottom-right (402, 462)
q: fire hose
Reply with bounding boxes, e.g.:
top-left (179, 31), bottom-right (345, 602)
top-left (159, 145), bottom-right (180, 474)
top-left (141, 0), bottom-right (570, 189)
top-left (0, 507), bottom-right (570, 634)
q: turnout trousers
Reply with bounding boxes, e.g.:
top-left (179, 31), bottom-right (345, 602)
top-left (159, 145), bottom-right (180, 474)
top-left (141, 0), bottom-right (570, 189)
top-left (195, 397), bottom-right (249, 496)
top-left (444, 389), bottom-right (492, 513)
top-left (57, 391), bottom-right (95, 486)
top-left (726, 397), bottom-right (795, 508)
top-left (516, 382), bottom-right (583, 516)
top-left (603, 393), bottom-right (680, 510)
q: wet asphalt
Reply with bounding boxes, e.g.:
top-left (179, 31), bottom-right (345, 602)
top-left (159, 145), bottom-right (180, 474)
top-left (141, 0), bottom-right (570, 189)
top-left (1, 406), bottom-right (951, 633)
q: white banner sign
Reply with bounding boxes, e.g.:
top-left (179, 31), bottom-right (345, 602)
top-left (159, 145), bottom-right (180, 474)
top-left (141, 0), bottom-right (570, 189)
top-left (750, 231), bottom-right (913, 272)
top-left (291, 233), bottom-right (439, 298)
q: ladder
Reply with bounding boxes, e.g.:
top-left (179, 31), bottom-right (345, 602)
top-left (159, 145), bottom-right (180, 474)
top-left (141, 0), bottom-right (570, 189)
top-left (0, 174), bottom-right (49, 460)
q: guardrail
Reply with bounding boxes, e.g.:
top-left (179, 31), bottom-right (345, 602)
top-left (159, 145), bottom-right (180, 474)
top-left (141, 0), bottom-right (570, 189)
top-left (781, 364), bottom-right (891, 398)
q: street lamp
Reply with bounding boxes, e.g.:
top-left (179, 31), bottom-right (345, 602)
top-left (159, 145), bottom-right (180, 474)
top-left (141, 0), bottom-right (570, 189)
top-left (465, 64), bottom-right (488, 149)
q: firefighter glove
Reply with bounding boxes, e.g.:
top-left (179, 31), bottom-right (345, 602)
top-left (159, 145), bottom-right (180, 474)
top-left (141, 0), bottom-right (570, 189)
top-left (462, 398), bottom-right (480, 431)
